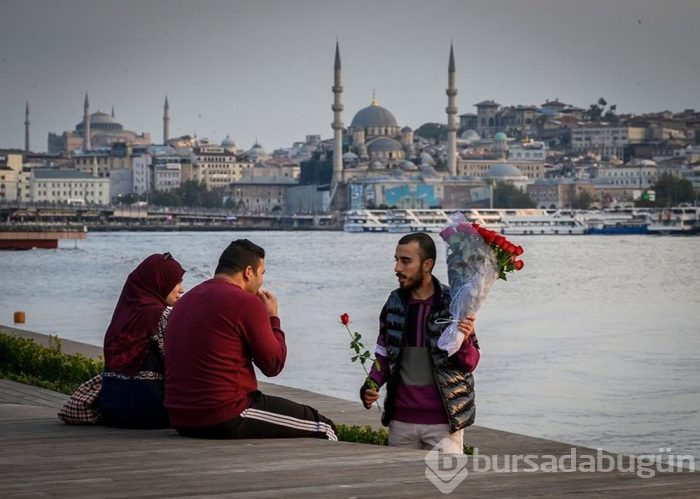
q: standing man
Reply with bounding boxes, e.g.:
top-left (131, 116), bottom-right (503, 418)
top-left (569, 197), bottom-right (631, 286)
top-left (361, 233), bottom-right (480, 453)
top-left (165, 239), bottom-right (337, 440)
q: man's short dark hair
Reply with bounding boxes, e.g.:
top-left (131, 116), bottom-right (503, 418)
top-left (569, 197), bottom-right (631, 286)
top-left (215, 239), bottom-right (265, 275)
top-left (398, 233), bottom-right (436, 268)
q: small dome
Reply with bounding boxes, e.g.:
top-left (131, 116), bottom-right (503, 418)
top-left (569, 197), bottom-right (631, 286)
top-left (494, 132), bottom-right (508, 141)
top-left (401, 126), bottom-right (412, 132)
top-left (343, 151), bottom-right (359, 160)
top-left (460, 129), bottom-right (480, 143)
top-left (367, 137), bottom-right (403, 153)
top-left (486, 163), bottom-right (524, 178)
top-left (351, 104), bottom-right (398, 128)
top-left (370, 160), bottom-right (385, 169)
top-left (419, 152), bottom-right (434, 165)
top-left (247, 142), bottom-right (268, 159)
top-left (221, 135), bottom-right (236, 147)
top-left (401, 160), bottom-right (418, 171)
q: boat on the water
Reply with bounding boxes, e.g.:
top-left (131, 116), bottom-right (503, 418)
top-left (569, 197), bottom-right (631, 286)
top-left (582, 209), bottom-right (652, 235)
top-left (0, 224), bottom-right (87, 250)
top-left (343, 210), bottom-right (390, 232)
top-left (386, 209), bottom-right (451, 233)
top-left (501, 212), bottom-right (586, 235)
top-left (647, 206), bottom-right (700, 235)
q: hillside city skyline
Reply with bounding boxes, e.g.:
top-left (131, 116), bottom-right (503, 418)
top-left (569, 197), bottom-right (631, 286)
top-left (1, 0), bottom-right (698, 151)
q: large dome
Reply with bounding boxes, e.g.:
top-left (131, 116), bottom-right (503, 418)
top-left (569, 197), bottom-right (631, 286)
top-left (367, 137), bottom-right (403, 153)
top-left (351, 104), bottom-right (398, 128)
top-left (76, 112), bottom-right (123, 132)
top-left (486, 163), bottom-right (524, 178)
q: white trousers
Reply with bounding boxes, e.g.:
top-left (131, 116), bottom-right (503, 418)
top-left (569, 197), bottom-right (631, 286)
top-left (388, 420), bottom-right (464, 454)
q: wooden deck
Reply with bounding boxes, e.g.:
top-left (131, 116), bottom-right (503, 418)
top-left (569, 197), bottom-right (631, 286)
top-left (1, 326), bottom-right (698, 497)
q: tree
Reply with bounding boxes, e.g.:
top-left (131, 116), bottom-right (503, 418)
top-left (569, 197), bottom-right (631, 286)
top-left (149, 190), bottom-right (181, 207)
top-left (587, 97), bottom-right (618, 123)
top-left (492, 181), bottom-right (536, 208)
top-left (117, 193), bottom-right (139, 205)
top-left (653, 173), bottom-right (695, 207)
top-left (178, 181), bottom-right (223, 208)
top-left (571, 190), bottom-right (594, 210)
top-left (415, 122), bottom-right (448, 142)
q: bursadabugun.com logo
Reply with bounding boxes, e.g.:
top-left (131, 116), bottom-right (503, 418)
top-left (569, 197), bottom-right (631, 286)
top-left (425, 438), bottom-right (696, 495)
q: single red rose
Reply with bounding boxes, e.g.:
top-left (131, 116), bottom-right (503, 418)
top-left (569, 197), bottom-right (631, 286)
top-left (514, 260), bottom-right (524, 270)
top-left (493, 235), bottom-right (506, 247)
top-left (514, 245), bottom-right (524, 256)
top-left (340, 313), bottom-right (350, 325)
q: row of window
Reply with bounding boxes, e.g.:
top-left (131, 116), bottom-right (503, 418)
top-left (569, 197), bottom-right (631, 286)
top-left (35, 182), bottom-right (106, 188)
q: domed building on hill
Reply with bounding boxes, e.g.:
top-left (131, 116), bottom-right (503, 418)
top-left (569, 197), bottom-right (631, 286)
top-left (348, 95), bottom-right (414, 164)
top-left (48, 93), bottom-right (151, 153)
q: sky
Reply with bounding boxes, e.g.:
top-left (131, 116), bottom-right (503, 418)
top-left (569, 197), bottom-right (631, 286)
top-left (1, 0), bottom-right (699, 152)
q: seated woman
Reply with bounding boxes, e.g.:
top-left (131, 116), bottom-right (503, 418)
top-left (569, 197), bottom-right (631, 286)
top-left (99, 252), bottom-right (185, 428)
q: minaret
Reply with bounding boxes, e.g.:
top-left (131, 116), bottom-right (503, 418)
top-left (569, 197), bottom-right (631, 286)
top-left (111, 105), bottom-right (115, 118)
top-left (446, 43), bottom-right (458, 176)
top-left (83, 92), bottom-right (91, 151)
top-left (24, 101), bottom-right (30, 152)
top-left (163, 95), bottom-right (170, 144)
top-left (331, 41), bottom-right (344, 186)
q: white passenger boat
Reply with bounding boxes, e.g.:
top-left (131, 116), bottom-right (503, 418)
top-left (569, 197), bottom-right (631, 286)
top-left (501, 212), bottom-right (586, 235)
top-left (581, 209), bottom-right (652, 235)
top-left (647, 206), bottom-right (700, 235)
top-left (343, 210), bottom-right (390, 232)
top-left (387, 209), bottom-right (451, 233)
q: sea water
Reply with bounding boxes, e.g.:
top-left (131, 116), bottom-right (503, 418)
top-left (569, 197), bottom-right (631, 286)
top-left (1, 231), bottom-right (698, 459)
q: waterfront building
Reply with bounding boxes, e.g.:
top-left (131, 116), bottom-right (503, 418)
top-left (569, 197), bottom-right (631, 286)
top-left (153, 160), bottom-right (181, 192)
top-left (30, 168), bottom-right (110, 205)
top-left (527, 177), bottom-right (594, 209)
top-left (73, 144), bottom-right (135, 178)
top-left (347, 175), bottom-right (487, 210)
top-left (0, 153), bottom-right (24, 202)
top-left (184, 144), bottom-right (253, 191)
top-left (228, 176), bottom-right (297, 213)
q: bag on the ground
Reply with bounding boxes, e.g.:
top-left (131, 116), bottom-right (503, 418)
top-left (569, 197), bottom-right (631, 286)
top-left (57, 374), bottom-right (102, 425)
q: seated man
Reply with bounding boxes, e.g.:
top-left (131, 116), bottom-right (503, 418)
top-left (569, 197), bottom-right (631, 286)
top-left (164, 239), bottom-right (337, 440)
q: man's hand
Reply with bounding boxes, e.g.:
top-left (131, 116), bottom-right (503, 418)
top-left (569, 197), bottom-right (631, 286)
top-left (257, 289), bottom-right (279, 317)
top-left (457, 315), bottom-right (476, 338)
top-left (362, 387), bottom-right (380, 409)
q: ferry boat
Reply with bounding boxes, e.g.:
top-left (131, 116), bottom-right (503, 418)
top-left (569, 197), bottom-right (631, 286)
top-left (0, 223), bottom-right (87, 250)
top-left (501, 212), bottom-right (586, 235)
top-left (387, 209), bottom-right (451, 233)
top-left (343, 210), bottom-right (390, 232)
top-left (647, 206), bottom-right (700, 235)
top-left (582, 209), bottom-right (652, 235)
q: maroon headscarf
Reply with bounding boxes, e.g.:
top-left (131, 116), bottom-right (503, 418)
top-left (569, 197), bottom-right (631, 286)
top-left (104, 253), bottom-right (185, 375)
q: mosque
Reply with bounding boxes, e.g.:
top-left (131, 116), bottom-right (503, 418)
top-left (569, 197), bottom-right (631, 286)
top-left (47, 93), bottom-right (153, 154)
top-left (328, 42), bottom-right (498, 210)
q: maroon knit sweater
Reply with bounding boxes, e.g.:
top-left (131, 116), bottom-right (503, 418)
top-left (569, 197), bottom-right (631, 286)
top-left (164, 278), bottom-right (286, 428)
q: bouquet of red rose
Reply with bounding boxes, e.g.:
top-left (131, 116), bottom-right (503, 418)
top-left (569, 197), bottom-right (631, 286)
top-left (437, 212), bottom-right (524, 355)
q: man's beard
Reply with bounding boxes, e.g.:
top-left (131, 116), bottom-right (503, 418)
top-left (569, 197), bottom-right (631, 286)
top-left (397, 270), bottom-right (426, 292)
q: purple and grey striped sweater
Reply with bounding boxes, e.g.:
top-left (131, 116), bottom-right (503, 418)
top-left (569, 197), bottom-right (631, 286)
top-left (369, 295), bottom-right (480, 425)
